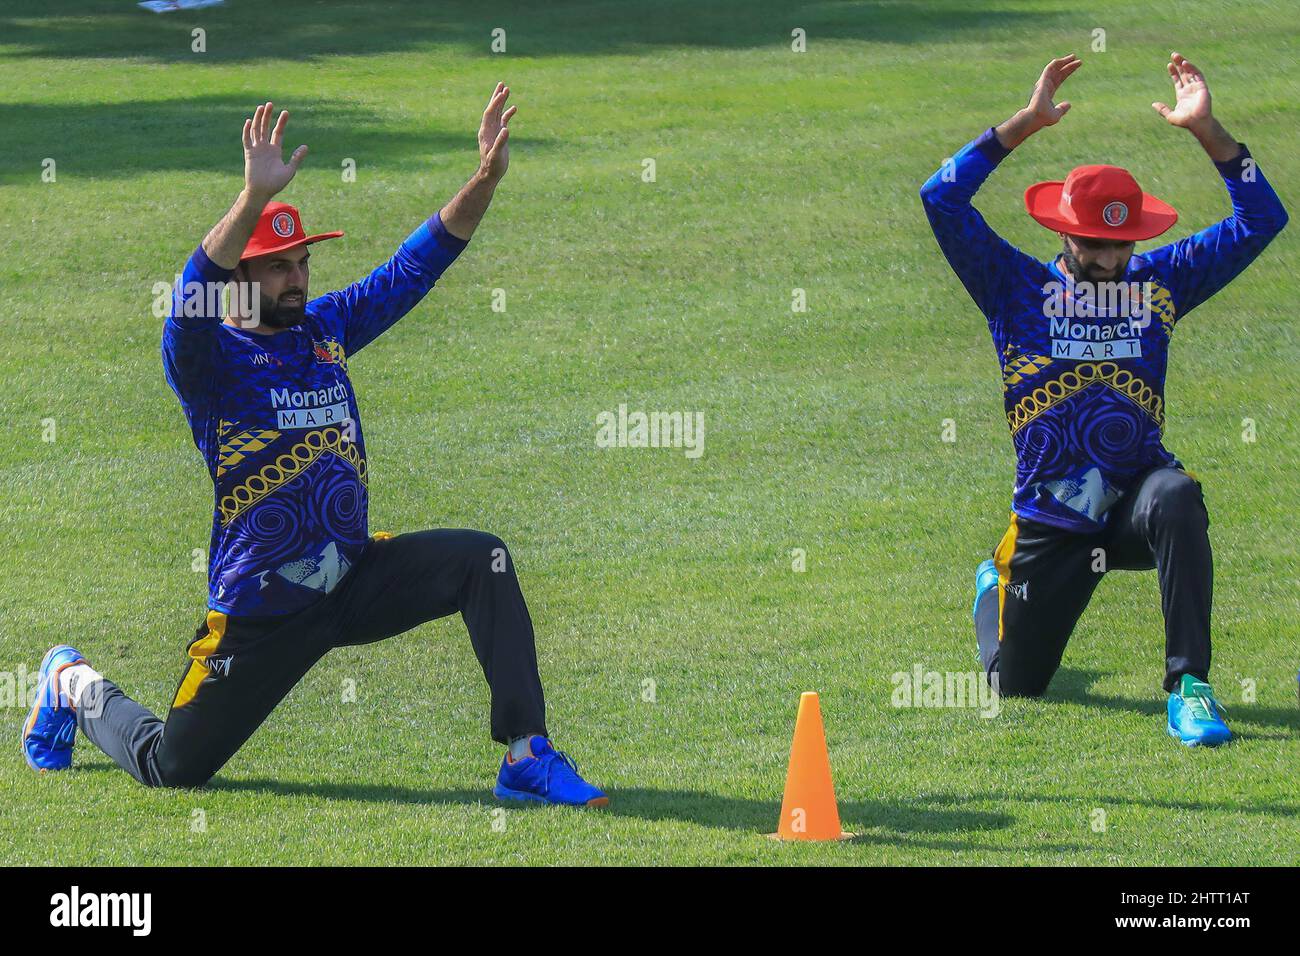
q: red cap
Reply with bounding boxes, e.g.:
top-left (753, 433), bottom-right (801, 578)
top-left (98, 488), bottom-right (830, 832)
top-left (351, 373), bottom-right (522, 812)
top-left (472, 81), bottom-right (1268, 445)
top-left (240, 201), bottom-right (343, 261)
top-left (1024, 165), bottom-right (1177, 241)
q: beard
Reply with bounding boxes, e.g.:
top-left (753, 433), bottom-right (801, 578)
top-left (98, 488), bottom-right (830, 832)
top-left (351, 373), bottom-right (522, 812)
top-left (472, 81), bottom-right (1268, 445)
top-left (1060, 239), bottom-right (1126, 284)
top-left (256, 290), bottom-right (307, 329)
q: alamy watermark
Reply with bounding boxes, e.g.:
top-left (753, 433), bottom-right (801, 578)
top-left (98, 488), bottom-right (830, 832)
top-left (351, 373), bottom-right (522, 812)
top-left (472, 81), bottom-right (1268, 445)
top-left (596, 404), bottom-right (704, 458)
top-left (49, 886), bottom-right (151, 936)
top-left (0, 665), bottom-right (40, 710)
top-left (151, 277), bottom-right (263, 327)
top-left (891, 664), bottom-right (1001, 718)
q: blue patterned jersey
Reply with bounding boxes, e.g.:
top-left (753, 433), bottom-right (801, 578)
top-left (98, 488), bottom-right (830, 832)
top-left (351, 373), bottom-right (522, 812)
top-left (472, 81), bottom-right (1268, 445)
top-left (922, 128), bottom-right (1287, 532)
top-left (162, 213), bottom-right (468, 616)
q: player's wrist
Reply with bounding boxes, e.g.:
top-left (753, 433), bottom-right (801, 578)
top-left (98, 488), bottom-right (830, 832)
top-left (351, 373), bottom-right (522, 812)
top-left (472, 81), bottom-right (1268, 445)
top-left (241, 184), bottom-right (275, 208)
top-left (996, 109), bottom-right (1042, 149)
top-left (473, 163), bottom-right (504, 187)
top-left (1189, 117), bottom-right (1240, 162)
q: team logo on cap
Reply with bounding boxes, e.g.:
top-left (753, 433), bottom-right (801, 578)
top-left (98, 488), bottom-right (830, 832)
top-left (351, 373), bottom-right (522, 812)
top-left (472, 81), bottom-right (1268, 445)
top-left (1102, 201), bottom-right (1129, 227)
top-left (271, 211), bottom-right (296, 238)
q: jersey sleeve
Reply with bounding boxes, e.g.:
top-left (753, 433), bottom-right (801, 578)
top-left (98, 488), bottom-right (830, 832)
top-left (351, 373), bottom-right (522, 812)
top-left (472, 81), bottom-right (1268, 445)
top-left (161, 244), bottom-right (235, 438)
top-left (1140, 145), bottom-right (1288, 320)
top-left (311, 212), bottom-right (470, 355)
top-left (920, 127), bottom-right (1041, 341)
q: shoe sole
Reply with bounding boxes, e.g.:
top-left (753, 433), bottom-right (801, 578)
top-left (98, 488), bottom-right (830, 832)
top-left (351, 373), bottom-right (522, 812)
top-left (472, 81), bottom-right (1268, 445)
top-left (493, 783), bottom-right (608, 807)
top-left (1166, 722), bottom-right (1232, 748)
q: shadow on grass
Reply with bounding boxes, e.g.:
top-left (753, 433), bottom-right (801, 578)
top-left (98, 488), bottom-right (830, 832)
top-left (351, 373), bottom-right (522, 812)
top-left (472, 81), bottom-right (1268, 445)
top-left (915, 789), bottom-right (1300, 820)
top-left (70, 754), bottom-right (1291, 851)
top-left (1047, 668), bottom-right (1300, 740)
top-left (201, 776), bottom-right (1067, 852)
top-left (0, 94), bottom-right (559, 184)
top-left (1, 0), bottom-right (1059, 63)
top-left (81, 759), bottom-right (1298, 824)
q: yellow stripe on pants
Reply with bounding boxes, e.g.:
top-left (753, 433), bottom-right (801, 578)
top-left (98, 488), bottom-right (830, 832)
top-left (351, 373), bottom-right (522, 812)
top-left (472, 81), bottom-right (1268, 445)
top-left (172, 610), bottom-right (227, 709)
top-left (992, 514), bottom-right (1020, 644)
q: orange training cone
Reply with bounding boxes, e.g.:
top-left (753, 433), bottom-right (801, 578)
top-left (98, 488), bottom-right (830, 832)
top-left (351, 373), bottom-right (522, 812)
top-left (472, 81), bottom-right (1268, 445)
top-left (770, 692), bottom-right (853, 841)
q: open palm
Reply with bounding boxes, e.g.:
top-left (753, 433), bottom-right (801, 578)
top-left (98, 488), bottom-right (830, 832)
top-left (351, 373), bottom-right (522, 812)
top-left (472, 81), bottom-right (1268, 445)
top-left (1152, 52), bottom-right (1212, 128)
top-left (478, 82), bottom-right (517, 180)
top-left (1027, 54), bottom-right (1082, 128)
top-left (243, 101), bottom-right (308, 200)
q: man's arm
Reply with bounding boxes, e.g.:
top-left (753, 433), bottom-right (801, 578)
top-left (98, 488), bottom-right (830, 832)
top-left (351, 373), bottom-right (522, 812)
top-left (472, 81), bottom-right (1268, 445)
top-left (440, 82), bottom-right (515, 240)
top-left (163, 102), bottom-right (308, 429)
top-left (920, 56), bottom-right (1080, 324)
top-left (991, 54), bottom-right (1080, 150)
top-left (1142, 53), bottom-right (1288, 316)
top-left (322, 84), bottom-right (516, 354)
top-left (1151, 53), bottom-right (1243, 163)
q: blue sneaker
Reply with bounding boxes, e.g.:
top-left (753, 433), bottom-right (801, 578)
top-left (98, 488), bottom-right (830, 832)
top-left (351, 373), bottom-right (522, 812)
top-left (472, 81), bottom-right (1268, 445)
top-left (21, 645), bottom-right (87, 772)
top-left (973, 558), bottom-right (999, 621)
top-left (1167, 674), bottom-right (1232, 747)
top-left (493, 736), bottom-right (608, 807)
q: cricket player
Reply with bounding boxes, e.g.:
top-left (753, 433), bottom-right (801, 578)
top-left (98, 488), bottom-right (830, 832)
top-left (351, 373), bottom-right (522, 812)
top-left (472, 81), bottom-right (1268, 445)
top-left (23, 86), bottom-right (607, 804)
top-left (921, 54), bottom-right (1288, 745)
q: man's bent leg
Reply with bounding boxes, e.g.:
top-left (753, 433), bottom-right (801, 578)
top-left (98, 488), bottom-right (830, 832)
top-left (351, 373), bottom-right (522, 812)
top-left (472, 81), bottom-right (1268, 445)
top-left (977, 514), bottom-right (1104, 697)
top-left (1104, 466), bottom-right (1213, 692)
top-left (77, 609), bottom-right (330, 787)
top-left (334, 529), bottom-right (546, 744)
top-left (76, 678), bottom-right (172, 787)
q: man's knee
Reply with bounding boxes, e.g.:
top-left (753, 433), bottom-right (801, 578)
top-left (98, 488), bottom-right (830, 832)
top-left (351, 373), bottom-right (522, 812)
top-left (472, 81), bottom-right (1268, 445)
top-left (1147, 469), bottom-right (1207, 527)
top-left (454, 529), bottom-right (511, 574)
top-left (152, 754), bottom-right (216, 789)
top-left (153, 769), bottom-right (213, 789)
top-left (995, 677), bottom-right (1050, 699)
top-left (987, 647), bottom-right (1060, 697)
top-left (992, 659), bottom-right (1054, 698)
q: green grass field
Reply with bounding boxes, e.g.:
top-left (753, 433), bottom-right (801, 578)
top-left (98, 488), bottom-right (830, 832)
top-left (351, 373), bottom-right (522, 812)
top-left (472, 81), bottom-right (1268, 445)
top-left (1, 0), bottom-right (1297, 866)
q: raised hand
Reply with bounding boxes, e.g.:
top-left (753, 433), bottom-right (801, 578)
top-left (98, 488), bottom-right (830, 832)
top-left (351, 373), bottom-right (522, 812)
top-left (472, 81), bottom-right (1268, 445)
top-left (1026, 54), bottom-right (1083, 130)
top-left (243, 102), bottom-right (309, 201)
top-left (478, 82), bottom-right (518, 181)
top-left (1152, 52), bottom-right (1212, 129)
top-left (995, 54), bottom-right (1084, 149)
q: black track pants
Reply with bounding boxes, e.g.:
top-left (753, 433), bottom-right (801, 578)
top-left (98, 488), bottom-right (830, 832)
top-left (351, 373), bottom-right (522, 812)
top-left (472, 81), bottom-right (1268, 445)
top-left (76, 529), bottom-right (548, 788)
top-left (975, 466), bottom-right (1213, 696)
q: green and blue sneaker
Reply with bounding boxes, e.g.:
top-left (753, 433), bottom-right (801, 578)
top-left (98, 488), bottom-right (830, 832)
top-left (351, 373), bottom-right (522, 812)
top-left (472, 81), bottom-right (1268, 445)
top-left (1167, 673), bottom-right (1232, 748)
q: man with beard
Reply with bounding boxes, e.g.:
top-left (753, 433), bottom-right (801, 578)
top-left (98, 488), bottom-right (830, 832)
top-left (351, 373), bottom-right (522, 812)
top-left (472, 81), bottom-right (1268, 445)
top-left (24, 87), bottom-right (607, 805)
top-left (920, 53), bottom-right (1287, 745)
